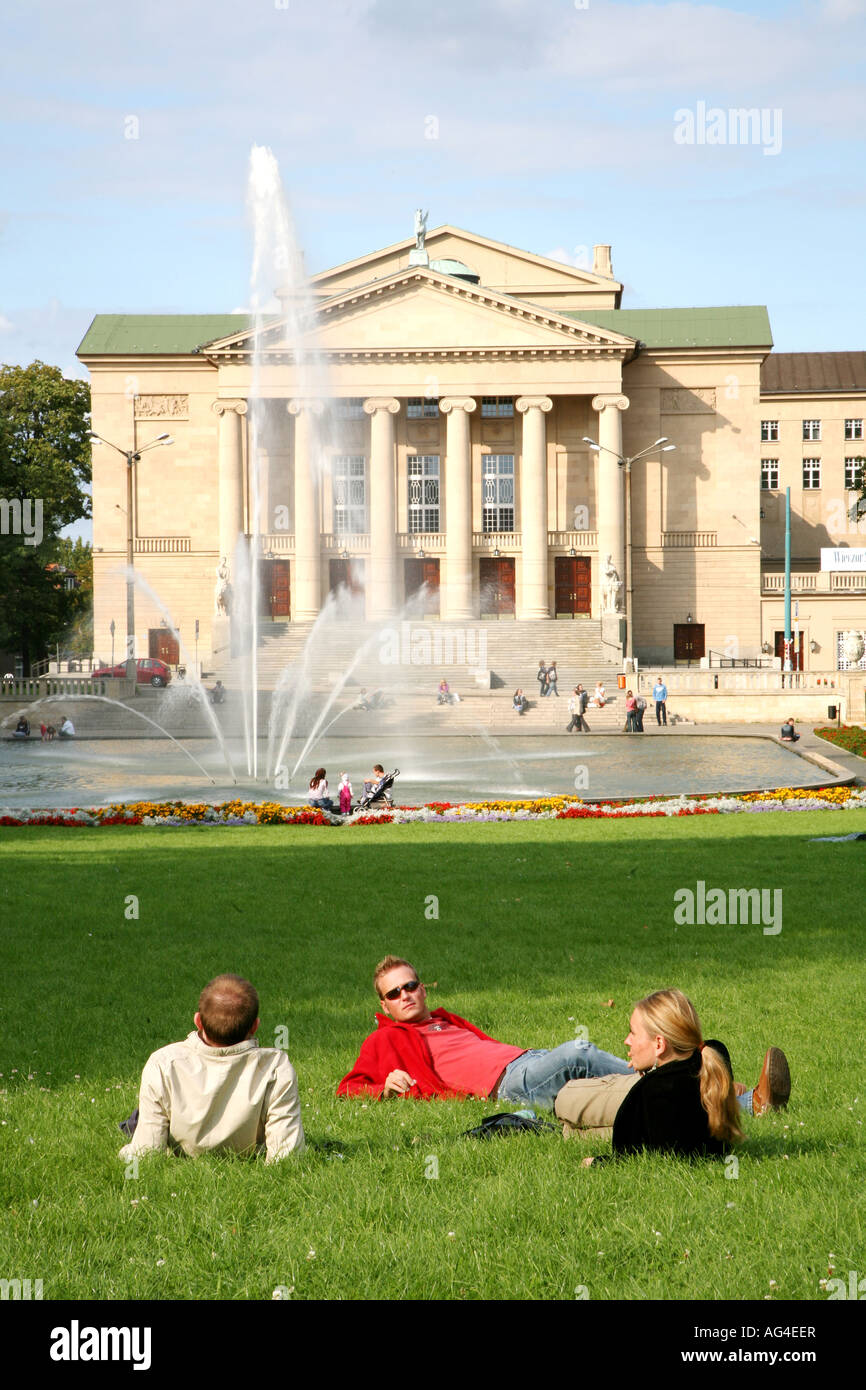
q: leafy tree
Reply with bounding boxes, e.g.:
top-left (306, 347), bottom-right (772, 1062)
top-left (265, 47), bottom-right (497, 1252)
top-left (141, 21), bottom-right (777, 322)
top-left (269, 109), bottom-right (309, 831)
top-left (0, 362), bottom-right (91, 673)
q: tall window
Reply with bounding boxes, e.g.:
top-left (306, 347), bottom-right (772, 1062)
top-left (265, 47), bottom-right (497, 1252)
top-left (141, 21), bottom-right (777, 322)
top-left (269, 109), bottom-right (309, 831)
top-left (761, 420), bottom-right (779, 442)
top-left (845, 457), bottom-right (864, 490)
top-left (335, 398), bottom-right (365, 420)
top-left (407, 397), bottom-right (439, 419)
top-left (802, 458), bottom-right (821, 489)
top-left (802, 419), bottom-right (821, 440)
top-left (481, 397), bottom-right (514, 418)
top-left (845, 419), bottom-right (864, 440)
top-left (333, 455), bottom-right (367, 532)
top-left (761, 459), bottom-right (779, 490)
top-left (482, 454), bottom-right (515, 531)
top-left (408, 455), bottom-right (440, 532)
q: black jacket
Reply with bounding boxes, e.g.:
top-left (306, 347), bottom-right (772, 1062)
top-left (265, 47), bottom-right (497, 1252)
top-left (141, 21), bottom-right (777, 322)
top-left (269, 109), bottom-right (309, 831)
top-left (610, 1050), bottom-right (726, 1159)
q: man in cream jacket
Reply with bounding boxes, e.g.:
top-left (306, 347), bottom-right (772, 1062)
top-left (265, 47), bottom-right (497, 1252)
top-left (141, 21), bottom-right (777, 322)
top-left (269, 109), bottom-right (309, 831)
top-left (119, 974), bottom-right (305, 1164)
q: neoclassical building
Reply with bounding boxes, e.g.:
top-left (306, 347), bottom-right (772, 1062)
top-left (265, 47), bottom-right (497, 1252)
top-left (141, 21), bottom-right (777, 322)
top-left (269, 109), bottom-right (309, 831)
top-left (78, 224), bottom-right (866, 673)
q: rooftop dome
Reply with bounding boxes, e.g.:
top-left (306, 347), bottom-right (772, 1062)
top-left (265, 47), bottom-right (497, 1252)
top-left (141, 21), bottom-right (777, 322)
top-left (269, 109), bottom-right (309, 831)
top-left (428, 257), bottom-right (481, 284)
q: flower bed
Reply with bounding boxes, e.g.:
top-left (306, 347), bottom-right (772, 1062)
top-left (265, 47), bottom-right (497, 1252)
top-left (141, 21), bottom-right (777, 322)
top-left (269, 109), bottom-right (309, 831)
top-left (815, 724), bottom-right (866, 759)
top-left (0, 786), bottom-right (864, 827)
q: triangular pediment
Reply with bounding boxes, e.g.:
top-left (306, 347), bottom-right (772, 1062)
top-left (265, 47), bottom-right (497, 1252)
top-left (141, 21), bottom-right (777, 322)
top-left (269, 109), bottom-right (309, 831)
top-left (307, 225), bottom-right (622, 308)
top-left (205, 267), bottom-right (635, 359)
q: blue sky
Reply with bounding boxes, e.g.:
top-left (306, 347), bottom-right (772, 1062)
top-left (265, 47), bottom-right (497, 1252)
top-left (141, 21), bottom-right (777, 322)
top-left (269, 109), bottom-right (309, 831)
top-left (1, 0), bottom-right (865, 384)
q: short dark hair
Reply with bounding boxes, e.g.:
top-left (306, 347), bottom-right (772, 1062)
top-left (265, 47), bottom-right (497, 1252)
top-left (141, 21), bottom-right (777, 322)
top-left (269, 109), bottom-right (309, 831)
top-left (373, 955), bottom-right (417, 997)
top-left (198, 974), bottom-right (259, 1045)
top-left (373, 764), bottom-right (384, 774)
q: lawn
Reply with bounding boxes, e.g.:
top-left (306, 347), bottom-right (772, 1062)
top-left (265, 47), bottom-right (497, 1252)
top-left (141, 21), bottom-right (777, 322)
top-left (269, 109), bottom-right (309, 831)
top-left (1, 811), bottom-right (864, 1302)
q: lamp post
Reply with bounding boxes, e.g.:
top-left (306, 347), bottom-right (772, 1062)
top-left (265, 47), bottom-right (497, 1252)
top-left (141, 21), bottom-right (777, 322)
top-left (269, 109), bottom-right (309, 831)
top-left (89, 431), bottom-right (173, 680)
top-left (581, 435), bottom-right (676, 662)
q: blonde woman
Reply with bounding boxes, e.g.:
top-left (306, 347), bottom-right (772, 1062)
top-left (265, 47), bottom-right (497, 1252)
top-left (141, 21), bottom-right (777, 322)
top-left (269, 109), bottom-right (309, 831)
top-left (555, 988), bottom-right (790, 1163)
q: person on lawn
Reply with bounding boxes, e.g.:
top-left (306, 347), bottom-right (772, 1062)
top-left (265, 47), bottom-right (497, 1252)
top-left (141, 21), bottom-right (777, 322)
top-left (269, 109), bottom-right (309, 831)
top-left (555, 988), bottom-right (790, 1162)
top-left (336, 956), bottom-right (632, 1107)
top-left (118, 974), bottom-right (305, 1164)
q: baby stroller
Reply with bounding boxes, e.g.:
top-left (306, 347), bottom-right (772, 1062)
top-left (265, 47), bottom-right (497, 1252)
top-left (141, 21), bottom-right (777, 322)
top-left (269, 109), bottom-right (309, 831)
top-left (356, 768), bottom-right (399, 811)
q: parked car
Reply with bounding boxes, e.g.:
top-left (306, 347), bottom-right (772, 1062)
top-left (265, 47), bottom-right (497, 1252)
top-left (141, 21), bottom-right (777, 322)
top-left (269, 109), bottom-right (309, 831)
top-left (91, 657), bottom-right (172, 687)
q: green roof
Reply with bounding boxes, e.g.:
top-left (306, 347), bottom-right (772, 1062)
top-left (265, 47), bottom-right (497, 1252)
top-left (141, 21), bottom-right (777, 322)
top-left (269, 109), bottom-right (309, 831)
top-left (77, 315), bottom-right (253, 356)
top-left (563, 306), bottom-right (773, 349)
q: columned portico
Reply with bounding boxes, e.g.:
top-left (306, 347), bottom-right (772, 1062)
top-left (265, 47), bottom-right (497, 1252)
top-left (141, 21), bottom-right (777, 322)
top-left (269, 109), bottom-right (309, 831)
top-left (440, 396), bottom-right (476, 620)
top-left (288, 399), bottom-right (324, 620)
top-left (516, 395), bottom-right (553, 618)
top-left (592, 393), bottom-right (629, 603)
top-left (364, 397), bottom-right (400, 620)
top-left (212, 399), bottom-right (247, 566)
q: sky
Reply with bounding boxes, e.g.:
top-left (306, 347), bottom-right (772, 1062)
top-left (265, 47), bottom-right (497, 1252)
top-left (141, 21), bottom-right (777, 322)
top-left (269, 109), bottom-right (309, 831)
top-left (1, 0), bottom-right (865, 383)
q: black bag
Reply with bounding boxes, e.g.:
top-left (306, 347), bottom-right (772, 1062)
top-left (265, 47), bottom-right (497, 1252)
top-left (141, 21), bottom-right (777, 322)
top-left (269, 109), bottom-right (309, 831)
top-left (460, 1111), bottom-right (558, 1140)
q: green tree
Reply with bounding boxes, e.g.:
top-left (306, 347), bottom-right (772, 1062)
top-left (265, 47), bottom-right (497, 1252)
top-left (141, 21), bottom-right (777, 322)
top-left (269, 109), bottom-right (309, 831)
top-left (0, 362), bottom-right (91, 673)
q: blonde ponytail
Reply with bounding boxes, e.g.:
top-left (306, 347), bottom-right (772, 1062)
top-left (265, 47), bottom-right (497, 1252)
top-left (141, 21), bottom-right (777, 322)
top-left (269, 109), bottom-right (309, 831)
top-left (634, 988), bottom-right (743, 1145)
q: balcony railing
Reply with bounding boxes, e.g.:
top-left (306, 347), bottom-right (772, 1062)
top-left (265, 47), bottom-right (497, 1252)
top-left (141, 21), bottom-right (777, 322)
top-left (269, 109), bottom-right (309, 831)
top-left (397, 533), bottom-right (447, 551)
top-left (134, 537), bottom-right (191, 553)
top-left (661, 531), bottom-right (718, 548)
top-left (472, 532), bottom-right (521, 548)
top-left (762, 571), bottom-right (866, 594)
top-left (547, 530), bottom-right (598, 549)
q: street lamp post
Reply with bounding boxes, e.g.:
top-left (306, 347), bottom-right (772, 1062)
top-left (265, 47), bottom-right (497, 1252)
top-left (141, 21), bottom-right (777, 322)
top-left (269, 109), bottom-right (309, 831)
top-left (581, 435), bottom-right (676, 662)
top-left (89, 431), bottom-right (173, 680)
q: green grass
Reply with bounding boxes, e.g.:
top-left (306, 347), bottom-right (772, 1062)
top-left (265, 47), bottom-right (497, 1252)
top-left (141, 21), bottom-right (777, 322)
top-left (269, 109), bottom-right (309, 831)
top-left (1, 811), bottom-right (865, 1301)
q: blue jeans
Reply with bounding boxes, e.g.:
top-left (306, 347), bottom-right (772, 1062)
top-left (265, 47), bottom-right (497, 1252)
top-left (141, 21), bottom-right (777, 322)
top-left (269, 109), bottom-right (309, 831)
top-left (497, 1040), bottom-right (632, 1111)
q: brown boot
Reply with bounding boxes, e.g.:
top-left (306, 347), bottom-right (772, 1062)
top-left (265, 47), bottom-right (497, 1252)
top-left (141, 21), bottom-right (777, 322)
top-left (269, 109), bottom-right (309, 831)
top-left (751, 1047), bottom-right (791, 1114)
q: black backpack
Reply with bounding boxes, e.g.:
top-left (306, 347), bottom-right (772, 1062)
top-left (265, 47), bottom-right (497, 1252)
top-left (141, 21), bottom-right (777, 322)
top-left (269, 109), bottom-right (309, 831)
top-left (460, 1111), bottom-right (558, 1140)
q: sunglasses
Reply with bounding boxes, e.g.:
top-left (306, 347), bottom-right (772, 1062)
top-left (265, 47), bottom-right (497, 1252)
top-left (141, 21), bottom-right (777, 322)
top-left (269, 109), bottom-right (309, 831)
top-left (381, 979), bottom-right (422, 1001)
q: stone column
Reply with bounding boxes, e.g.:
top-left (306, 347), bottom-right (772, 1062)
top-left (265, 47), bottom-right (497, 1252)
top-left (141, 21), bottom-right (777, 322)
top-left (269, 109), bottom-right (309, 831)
top-left (212, 399), bottom-right (248, 567)
top-left (288, 399), bottom-right (324, 621)
top-left (516, 395), bottom-right (553, 619)
top-left (440, 397), bottom-right (476, 620)
top-left (364, 397), bottom-right (400, 620)
top-left (592, 393), bottom-right (629, 610)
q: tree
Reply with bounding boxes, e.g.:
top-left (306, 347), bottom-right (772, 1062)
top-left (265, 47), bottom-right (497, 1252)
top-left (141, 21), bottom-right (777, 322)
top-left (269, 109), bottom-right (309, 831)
top-left (0, 362), bottom-right (91, 673)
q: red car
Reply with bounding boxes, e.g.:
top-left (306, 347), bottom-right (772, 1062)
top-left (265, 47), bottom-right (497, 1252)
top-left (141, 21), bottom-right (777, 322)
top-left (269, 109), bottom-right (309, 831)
top-left (92, 657), bottom-right (172, 687)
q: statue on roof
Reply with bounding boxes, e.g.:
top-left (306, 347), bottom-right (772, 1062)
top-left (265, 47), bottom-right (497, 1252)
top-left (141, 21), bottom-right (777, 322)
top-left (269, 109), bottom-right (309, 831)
top-left (414, 208), bottom-right (428, 252)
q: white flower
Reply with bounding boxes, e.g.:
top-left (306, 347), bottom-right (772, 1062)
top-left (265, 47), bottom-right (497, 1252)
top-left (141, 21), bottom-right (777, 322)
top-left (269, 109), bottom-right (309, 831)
top-left (156, 1259), bottom-right (166, 1267)
top-left (306, 1248), bottom-right (316, 1260)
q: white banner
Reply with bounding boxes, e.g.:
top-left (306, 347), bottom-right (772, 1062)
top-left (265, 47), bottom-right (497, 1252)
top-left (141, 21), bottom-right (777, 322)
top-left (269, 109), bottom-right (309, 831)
top-left (820, 547), bottom-right (866, 571)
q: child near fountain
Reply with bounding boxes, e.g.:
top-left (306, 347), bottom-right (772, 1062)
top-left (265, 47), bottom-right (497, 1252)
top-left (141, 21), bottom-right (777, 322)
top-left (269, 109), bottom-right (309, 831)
top-left (339, 773), bottom-right (353, 815)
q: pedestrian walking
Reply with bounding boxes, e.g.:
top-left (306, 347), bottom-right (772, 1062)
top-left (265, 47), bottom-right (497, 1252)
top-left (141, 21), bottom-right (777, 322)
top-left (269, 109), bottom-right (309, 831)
top-left (567, 685), bottom-right (590, 733)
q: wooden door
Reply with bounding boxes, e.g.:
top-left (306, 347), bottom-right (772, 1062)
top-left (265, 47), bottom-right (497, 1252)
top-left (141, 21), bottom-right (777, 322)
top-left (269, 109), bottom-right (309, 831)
top-left (555, 556), bottom-right (591, 616)
top-left (329, 558), bottom-right (366, 598)
top-left (404, 558), bottom-right (440, 614)
top-left (774, 631), bottom-right (804, 671)
top-left (149, 629), bottom-right (179, 665)
top-left (479, 557), bottom-right (516, 616)
top-left (673, 623), bottom-right (705, 663)
top-left (260, 560), bottom-right (291, 619)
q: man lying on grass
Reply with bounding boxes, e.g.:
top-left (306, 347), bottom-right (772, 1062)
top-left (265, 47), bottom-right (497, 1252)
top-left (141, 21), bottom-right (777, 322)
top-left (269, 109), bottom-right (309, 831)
top-left (336, 957), bottom-right (790, 1118)
top-left (119, 974), bottom-right (305, 1164)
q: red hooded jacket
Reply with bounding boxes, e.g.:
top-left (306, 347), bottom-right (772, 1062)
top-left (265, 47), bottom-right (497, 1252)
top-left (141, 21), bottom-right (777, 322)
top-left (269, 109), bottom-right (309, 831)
top-left (336, 1008), bottom-right (504, 1099)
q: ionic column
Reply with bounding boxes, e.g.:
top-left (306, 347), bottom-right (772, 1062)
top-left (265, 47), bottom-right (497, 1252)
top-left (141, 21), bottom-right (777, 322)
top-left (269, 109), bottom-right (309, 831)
top-left (516, 395), bottom-right (553, 619)
top-left (440, 397), bottom-right (476, 620)
top-left (212, 399), bottom-right (248, 566)
top-left (364, 397), bottom-right (400, 620)
top-left (288, 399), bottom-right (324, 620)
top-left (592, 393), bottom-right (629, 606)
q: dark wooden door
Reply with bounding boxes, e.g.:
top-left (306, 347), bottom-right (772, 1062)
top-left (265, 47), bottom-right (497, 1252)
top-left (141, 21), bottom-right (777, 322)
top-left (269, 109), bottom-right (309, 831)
top-left (555, 556), bottom-right (591, 616)
top-left (149, 629), bottom-right (179, 665)
top-left (774, 631), bottom-right (804, 671)
top-left (479, 557), bottom-right (516, 616)
top-left (329, 558), bottom-right (365, 598)
top-left (673, 623), bottom-right (705, 663)
top-left (260, 560), bottom-right (291, 619)
top-left (404, 558), bottom-right (440, 614)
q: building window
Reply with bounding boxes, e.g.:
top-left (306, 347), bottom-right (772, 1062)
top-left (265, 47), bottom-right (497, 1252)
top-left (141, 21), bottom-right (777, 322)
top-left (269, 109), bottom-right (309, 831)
top-left (845, 457), bottom-right (865, 490)
top-left (802, 458), bottom-right (821, 489)
top-left (482, 454), bottom-right (515, 531)
top-left (333, 455), bottom-right (367, 532)
top-left (845, 419), bottom-right (864, 440)
top-left (761, 459), bottom-right (779, 490)
top-left (408, 455), bottom-right (440, 532)
top-left (802, 419), bottom-right (821, 441)
top-left (335, 398), bottom-right (365, 420)
top-left (481, 396), bottom-right (514, 418)
top-left (407, 397), bottom-right (439, 419)
top-left (761, 421), bottom-right (779, 442)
